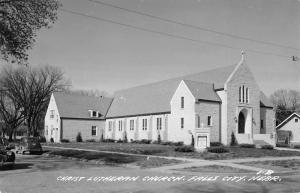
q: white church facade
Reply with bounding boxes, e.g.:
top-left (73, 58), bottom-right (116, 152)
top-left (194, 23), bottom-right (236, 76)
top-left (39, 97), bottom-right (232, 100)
top-left (45, 55), bottom-right (276, 148)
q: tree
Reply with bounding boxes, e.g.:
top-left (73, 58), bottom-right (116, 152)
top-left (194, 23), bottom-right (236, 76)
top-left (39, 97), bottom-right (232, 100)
top-left (230, 132), bottom-right (238, 146)
top-left (270, 89), bottom-right (300, 125)
top-left (0, 64), bottom-right (68, 136)
top-left (0, 90), bottom-right (23, 141)
top-left (76, 132), bottom-right (82, 142)
top-left (0, 0), bottom-right (61, 63)
top-left (66, 89), bottom-right (109, 98)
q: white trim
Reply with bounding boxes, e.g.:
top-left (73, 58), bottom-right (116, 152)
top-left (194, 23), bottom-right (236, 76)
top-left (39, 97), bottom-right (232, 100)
top-left (276, 113), bottom-right (300, 129)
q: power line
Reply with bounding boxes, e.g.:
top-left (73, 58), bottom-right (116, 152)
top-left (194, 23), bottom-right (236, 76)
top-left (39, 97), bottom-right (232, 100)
top-left (59, 8), bottom-right (291, 59)
top-left (89, 0), bottom-right (300, 51)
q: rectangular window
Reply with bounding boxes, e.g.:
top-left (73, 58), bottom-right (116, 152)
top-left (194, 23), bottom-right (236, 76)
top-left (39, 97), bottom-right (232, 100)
top-left (196, 114), bottom-right (200, 128)
top-left (246, 88), bottom-right (249, 103)
top-left (91, 126), bottom-right (97, 136)
top-left (239, 87), bottom-right (242, 103)
top-left (92, 111), bottom-right (97, 117)
top-left (108, 121), bottom-right (113, 131)
top-left (50, 110), bottom-right (54, 119)
top-left (142, 119), bottom-right (147, 130)
top-left (261, 120), bottom-right (264, 129)
top-left (181, 118), bottom-right (184, 129)
top-left (242, 86), bottom-right (245, 103)
top-left (130, 120), bottom-right (134, 130)
top-left (207, 116), bottom-right (212, 126)
top-left (118, 120), bottom-right (122, 131)
top-left (157, 118), bottom-right (162, 130)
top-left (181, 97), bottom-right (184, 108)
top-left (295, 118), bottom-right (298, 123)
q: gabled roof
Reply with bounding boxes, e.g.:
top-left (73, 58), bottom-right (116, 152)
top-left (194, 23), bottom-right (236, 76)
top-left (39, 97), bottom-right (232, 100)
top-left (183, 80), bottom-right (221, 102)
top-left (53, 92), bottom-right (113, 120)
top-left (276, 113), bottom-right (300, 130)
top-left (106, 65), bottom-right (234, 118)
top-left (260, 91), bottom-right (274, 108)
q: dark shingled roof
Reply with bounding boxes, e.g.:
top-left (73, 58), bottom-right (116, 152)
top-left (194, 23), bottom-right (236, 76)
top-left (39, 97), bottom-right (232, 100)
top-left (53, 92), bottom-right (113, 119)
top-left (107, 65), bottom-right (235, 118)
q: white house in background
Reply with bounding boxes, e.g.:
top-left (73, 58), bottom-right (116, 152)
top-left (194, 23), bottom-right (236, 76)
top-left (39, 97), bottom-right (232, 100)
top-left (276, 113), bottom-right (300, 144)
top-left (44, 92), bottom-right (113, 142)
top-left (105, 54), bottom-right (276, 149)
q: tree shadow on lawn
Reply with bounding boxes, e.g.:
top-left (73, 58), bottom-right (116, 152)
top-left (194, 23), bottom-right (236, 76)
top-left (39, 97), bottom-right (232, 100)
top-left (0, 163), bottom-right (33, 171)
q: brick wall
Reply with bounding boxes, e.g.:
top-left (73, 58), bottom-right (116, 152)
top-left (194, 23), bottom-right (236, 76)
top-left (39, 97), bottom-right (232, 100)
top-left (195, 101), bottom-right (221, 142)
top-left (226, 62), bottom-right (261, 144)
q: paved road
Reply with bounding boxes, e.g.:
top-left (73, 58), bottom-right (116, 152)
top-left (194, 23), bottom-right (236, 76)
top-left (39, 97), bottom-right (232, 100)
top-left (1, 153), bottom-right (300, 193)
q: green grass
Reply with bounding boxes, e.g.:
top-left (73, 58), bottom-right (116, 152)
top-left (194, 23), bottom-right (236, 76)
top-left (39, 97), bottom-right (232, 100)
top-left (44, 142), bottom-right (300, 160)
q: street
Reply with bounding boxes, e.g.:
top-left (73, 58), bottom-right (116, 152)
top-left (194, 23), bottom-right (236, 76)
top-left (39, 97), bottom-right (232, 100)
top-left (1, 153), bottom-right (300, 193)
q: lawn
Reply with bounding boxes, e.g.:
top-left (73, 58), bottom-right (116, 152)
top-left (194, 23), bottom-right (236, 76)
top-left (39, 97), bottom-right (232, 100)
top-left (176, 165), bottom-right (252, 173)
top-left (44, 142), bottom-right (300, 160)
top-left (47, 149), bottom-right (182, 168)
top-left (241, 159), bottom-right (300, 172)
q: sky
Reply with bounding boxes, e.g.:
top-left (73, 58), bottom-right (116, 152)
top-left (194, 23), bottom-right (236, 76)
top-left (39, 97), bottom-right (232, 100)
top-left (26, 0), bottom-right (300, 96)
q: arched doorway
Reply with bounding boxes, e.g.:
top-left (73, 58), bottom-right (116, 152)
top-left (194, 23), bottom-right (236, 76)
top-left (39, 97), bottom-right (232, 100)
top-left (238, 112), bottom-right (245, 133)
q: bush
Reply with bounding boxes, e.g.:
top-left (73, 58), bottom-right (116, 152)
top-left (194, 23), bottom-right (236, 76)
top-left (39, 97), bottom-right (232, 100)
top-left (140, 139), bottom-right (151, 144)
top-left (161, 141), bottom-right (172, 145)
top-left (294, 145), bottom-right (300, 149)
top-left (210, 142), bottom-right (223, 147)
top-left (173, 141), bottom-right (184, 146)
top-left (157, 134), bottom-right (161, 144)
top-left (50, 138), bottom-right (54, 143)
top-left (61, 139), bottom-right (70, 143)
top-left (207, 146), bottom-right (229, 153)
top-left (276, 143), bottom-right (290, 148)
top-left (116, 139), bottom-right (124, 143)
top-left (230, 132), bottom-right (238, 146)
top-left (191, 135), bottom-right (195, 146)
top-left (100, 133), bottom-right (104, 142)
top-left (102, 139), bottom-right (115, 143)
top-left (175, 145), bottom-right (195, 152)
top-left (76, 132), bottom-right (83, 142)
top-left (261, 145), bottom-right (274, 150)
top-left (239, 143), bottom-right (255, 148)
top-left (86, 139), bottom-right (96, 143)
top-left (124, 132), bottom-right (128, 143)
top-left (38, 136), bottom-right (46, 143)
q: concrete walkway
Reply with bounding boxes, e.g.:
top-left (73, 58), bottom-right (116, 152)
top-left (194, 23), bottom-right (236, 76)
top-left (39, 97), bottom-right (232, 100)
top-left (275, 147), bottom-right (300, 152)
top-left (44, 145), bottom-right (300, 173)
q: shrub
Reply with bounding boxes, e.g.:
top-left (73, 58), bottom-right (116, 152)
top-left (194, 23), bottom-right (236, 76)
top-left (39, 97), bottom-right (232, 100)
top-left (207, 146), bottom-right (229, 153)
top-left (140, 139), bottom-right (151, 144)
top-left (124, 132), bottom-right (128, 143)
top-left (86, 139), bottom-right (96, 143)
top-left (210, 142), bottom-right (223, 147)
top-left (100, 133), bottom-right (104, 142)
top-left (161, 141), bottom-right (172, 145)
top-left (102, 139), bottom-right (115, 143)
top-left (261, 145), bottom-right (274, 150)
top-left (76, 132), bottom-right (83, 142)
top-left (157, 134), bottom-right (161, 144)
top-left (191, 135), bottom-right (195, 146)
top-left (175, 145), bottom-right (195, 152)
top-left (50, 138), bottom-right (54, 143)
top-left (61, 139), bottom-right (70, 143)
top-left (239, 143), bottom-right (255, 148)
top-left (117, 139), bottom-right (124, 143)
top-left (38, 136), bottom-right (46, 143)
top-left (294, 145), bottom-right (300, 149)
top-left (173, 141), bottom-right (184, 146)
top-left (230, 132), bottom-right (238, 146)
top-left (276, 143), bottom-right (290, 148)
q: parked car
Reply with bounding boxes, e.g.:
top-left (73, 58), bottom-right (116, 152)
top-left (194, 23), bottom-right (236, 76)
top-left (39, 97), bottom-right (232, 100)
top-left (16, 137), bottom-right (43, 154)
top-left (0, 137), bottom-right (15, 168)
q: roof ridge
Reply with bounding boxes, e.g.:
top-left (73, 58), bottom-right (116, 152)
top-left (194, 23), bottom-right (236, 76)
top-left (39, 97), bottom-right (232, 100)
top-left (54, 91), bottom-right (112, 100)
top-left (114, 64), bottom-right (236, 94)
